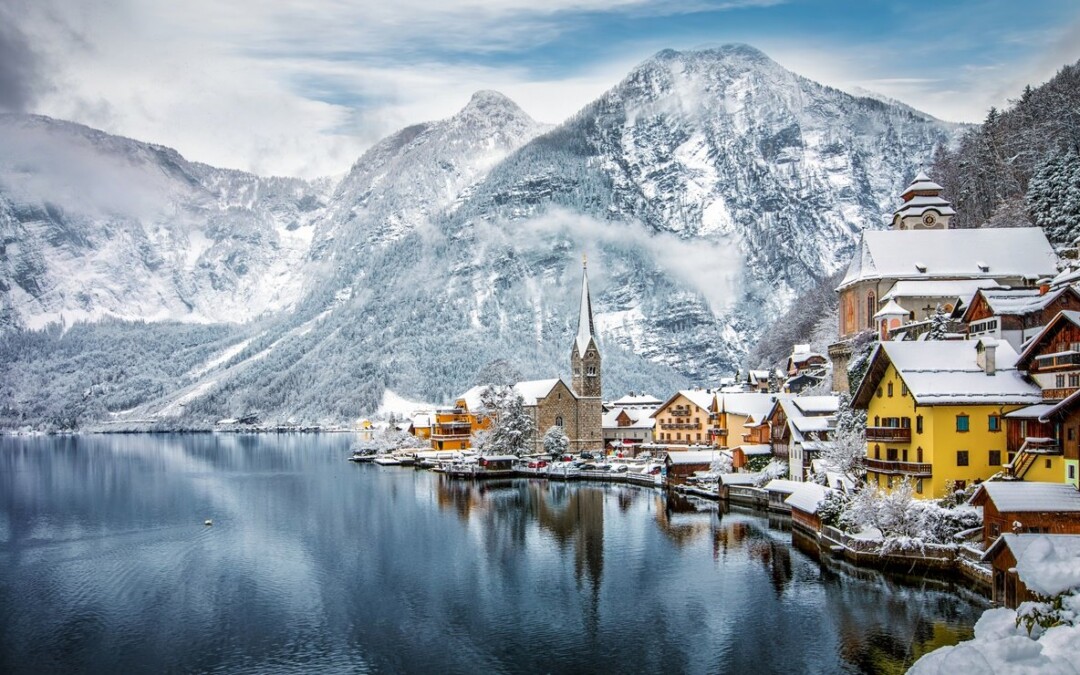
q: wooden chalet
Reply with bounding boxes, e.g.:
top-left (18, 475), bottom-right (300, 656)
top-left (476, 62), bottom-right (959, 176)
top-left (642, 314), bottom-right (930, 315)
top-left (970, 482), bottom-right (1080, 549)
top-left (964, 285), bottom-right (1080, 352)
top-left (983, 534), bottom-right (1080, 608)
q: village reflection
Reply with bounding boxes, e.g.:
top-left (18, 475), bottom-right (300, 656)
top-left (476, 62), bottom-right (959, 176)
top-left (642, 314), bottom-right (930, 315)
top-left (435, 477), bottom-right (607, 589)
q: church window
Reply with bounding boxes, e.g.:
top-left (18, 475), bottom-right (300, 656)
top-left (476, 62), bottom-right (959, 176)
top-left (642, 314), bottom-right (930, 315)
top-left (555, 416), bottom-right (563, 427)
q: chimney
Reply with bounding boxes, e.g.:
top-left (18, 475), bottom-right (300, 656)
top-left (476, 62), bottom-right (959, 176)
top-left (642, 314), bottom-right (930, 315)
top-left (977, 339), bottom-right (997, 376)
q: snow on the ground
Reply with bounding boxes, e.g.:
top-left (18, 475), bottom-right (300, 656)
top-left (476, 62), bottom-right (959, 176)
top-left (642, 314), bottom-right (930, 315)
top-left (909, 606), bottom-right (1080, 674)
top-left (376, 389), bottom-right (433, 418)
top-left (187, 338), bottom-right (254, 378)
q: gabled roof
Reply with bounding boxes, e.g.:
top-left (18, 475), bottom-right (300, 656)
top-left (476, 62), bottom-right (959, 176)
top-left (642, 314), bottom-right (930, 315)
top-left (514, 379), bottom-right (563, 406)
top-left (839, 228), bottom-right (1058, 290)
top-left (651, 389), bottom-right (715, 417)
top-left (852, 340), bottom-right (1040, 408)
top-left (665, 450), bottom-right (724, 465)
top-left (971, 482), bottom-right (1080, 513)
top-left (1016, 310), bottom-right (1080, 369)
top-left (717, 393), bottom-right (776, 421)
top-left (785, 482), bottom-right (830, 514)
top-left (982, 534), bottom-right (1080, 597)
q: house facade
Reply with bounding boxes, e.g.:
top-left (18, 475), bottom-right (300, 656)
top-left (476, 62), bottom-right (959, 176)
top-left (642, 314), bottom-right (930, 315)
top-left (853, 339), bottom-right (1042, 499)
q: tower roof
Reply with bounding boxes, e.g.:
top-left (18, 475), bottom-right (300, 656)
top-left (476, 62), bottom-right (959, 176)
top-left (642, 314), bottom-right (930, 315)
top-left (575, 257), bottom-right (597, 355)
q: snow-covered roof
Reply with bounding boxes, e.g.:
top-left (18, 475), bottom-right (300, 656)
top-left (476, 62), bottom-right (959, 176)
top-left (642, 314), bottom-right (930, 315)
top-left (665, 450), bottom-right (724, 465)
top-left (513, 379), bottom-right (562, 406)
top-left (610, 393), bottom-right (662, 406)
top-left (784, 482), bottom-right (830, 514)
top-left (873, 298), bottom-right (910, 319)
top-left (1004, 404), bottom-right (1057, 420)
top-left (763, 479), bottom-right (802, 495)
top-left (984, 534), bottom-right (1080, 597)
top-left (857, 340), bottom-right (1041, 406)
top-left (972, 482), bottom-right (1080, 513)
top-left (839, 228), bottom-right (1058, 290)
top-left (602, 407), bottom-right (655, 429)
top-left (717, 392), bottom-right (776, 420)
top-left (882, 279), bottom-right (1002, 303)
top-left (653, 389), bottom-right (714, 417)
top-left (900, 172), bottom-right (945, 196)
top-left (736, 444), bottom-right (772, 455)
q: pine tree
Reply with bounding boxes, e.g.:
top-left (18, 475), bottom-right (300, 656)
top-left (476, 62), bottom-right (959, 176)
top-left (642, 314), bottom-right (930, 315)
top-left (486, 393), bottom-right (535, 456)
top-left (542, 425), bottom-right (570, 456)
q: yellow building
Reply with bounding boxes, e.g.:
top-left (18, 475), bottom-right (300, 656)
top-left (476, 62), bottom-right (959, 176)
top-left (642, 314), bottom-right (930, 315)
top-left (853, 339), bottom-right (1043, 499)
top-left (651, 390), bottom-right (716, 446)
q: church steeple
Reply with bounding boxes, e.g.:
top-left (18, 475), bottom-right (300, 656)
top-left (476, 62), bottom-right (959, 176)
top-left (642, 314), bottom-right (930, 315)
top-left (572, 255), bottom-right (601, 399)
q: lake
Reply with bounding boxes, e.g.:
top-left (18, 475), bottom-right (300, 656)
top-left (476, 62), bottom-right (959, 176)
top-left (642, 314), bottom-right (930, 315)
top-left (0, 434), bottom-right (986, 674)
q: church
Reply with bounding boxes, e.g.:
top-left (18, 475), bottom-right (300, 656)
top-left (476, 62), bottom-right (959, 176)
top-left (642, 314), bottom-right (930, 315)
top-left (453, 258), bottom-right (603, 453)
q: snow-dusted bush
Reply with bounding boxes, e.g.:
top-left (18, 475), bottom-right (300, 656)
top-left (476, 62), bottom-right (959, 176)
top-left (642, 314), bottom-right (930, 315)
top-left (752, 459), bottom-right (788, 487)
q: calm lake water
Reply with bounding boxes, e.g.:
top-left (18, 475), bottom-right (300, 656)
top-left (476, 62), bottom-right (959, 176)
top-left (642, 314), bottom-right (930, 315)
top-left (0, 434), bottom-right (987, 674)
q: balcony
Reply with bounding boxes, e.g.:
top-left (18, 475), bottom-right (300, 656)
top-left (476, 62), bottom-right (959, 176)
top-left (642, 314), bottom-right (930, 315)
top-left (866, 426), bottom-right (911, 442)
top-left (1033, 351), bottom-right (1080, 371)
top-left (661, 422), bottom-right (702, 430)
top-left (864, 457), bottom-right (932, 477)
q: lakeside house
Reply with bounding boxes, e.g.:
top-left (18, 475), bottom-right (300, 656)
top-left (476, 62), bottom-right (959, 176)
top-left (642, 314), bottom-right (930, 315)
top-left (853, 339), bottom-right (1042, 498)
top-left (983, 534), bottom-right (1080, 608)
top-left (970, 482), bottom-right (1080, 548)
top-left (765, 395), bottom-right (838, 481)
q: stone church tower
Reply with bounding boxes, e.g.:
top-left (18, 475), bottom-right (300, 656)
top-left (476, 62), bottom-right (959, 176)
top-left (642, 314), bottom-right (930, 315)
top-left (571, 258), bottom-right (603, 450)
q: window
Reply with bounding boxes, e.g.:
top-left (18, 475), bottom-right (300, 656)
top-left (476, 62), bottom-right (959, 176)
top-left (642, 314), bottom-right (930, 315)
top-left (957, 450), bottom-right (969, 466)
top-left (887, 382), bottom-right (894, 397)
top-left (989, 450), bottom-right (1001, 466)
top-left (555, 416), bottom-right (563, 427)
top-left (988, 415), bottom-right (1001, 432)
top-left (956, 414), bottom-right (969, 432)
top-left (916, 416), bottom-right (923, 434)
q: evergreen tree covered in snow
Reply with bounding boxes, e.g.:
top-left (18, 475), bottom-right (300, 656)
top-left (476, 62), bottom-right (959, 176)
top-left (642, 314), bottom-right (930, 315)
top-left (486, 393), bottom-right (535, 456)
top-left (542, 425), bottom-right (570, 456)
top-left (1028, 148), bottom-right (1080, 246)
top-left (926, 305), bottom-right (950, 340)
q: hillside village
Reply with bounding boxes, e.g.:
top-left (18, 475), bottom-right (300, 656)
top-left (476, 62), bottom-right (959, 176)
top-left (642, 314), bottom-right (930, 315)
top-left (372, 171), bottom-right (1080, 621)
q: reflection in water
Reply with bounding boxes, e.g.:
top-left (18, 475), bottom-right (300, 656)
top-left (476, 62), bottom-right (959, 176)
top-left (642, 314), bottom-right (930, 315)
top-left (0, 435), bottom-right (987, 674)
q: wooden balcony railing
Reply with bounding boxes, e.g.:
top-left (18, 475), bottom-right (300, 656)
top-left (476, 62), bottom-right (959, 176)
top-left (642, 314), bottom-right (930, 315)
top-left (866, 426), bottom-right (912, 442)
top-left (864, 457), bottom-right (932, 477)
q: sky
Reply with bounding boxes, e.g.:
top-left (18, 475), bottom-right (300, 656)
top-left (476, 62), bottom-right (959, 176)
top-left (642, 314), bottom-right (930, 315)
top-left (2, 0), bottom-right (1079, 179)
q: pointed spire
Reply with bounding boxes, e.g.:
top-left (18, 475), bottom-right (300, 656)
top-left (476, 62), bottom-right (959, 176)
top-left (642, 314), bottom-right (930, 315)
top-left (575, 255), bottom-right (596, 356)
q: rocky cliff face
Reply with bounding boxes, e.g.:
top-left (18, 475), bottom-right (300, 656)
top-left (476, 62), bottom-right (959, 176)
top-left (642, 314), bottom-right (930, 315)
top-left (0, 46), bottom-right (964, 427)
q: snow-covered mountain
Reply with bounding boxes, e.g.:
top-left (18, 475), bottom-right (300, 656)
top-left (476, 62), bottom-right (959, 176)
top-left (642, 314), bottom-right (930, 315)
top-left (0, 114), bottom-right (330, 331)
top-left (1, 45), bottom-right (964, 428)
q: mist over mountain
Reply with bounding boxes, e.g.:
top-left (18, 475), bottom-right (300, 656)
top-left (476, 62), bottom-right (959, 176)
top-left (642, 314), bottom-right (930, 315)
top-left (0, 45), bottom-right (962, 429)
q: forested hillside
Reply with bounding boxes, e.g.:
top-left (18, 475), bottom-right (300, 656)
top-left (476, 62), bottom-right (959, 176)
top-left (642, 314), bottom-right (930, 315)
top-left (930, 60), bottom-right (1080, 241)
